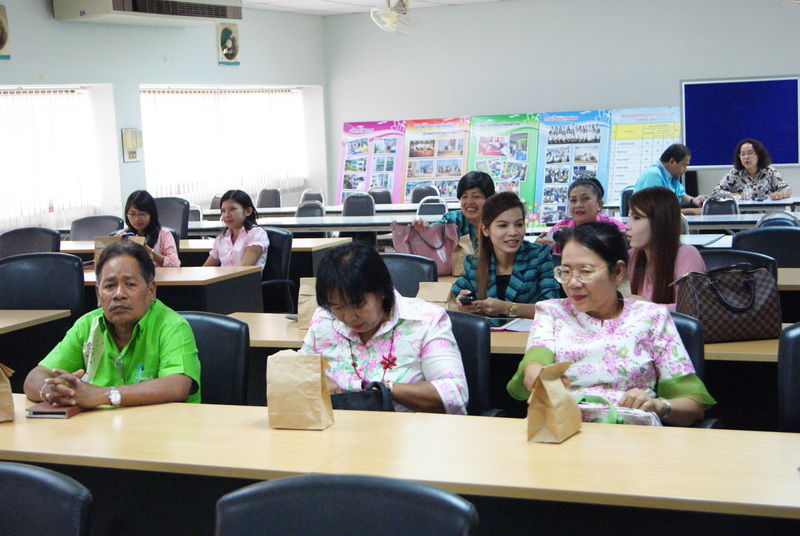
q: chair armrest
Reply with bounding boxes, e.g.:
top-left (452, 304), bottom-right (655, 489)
top-left (480, 408), bottom-right (506, 418)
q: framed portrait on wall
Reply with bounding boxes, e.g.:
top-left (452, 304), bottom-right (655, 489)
top-left (217, 23), bottom-right (240, 65)
top-left (0, 6), bottom-right (11, 60)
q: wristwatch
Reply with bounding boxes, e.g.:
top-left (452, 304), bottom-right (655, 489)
top-left (658, 397), bottom-right (671, 419)
top-left (109, 386), bottom-right (122, 406)
top-left (508, 303), bottom-right (519, 318)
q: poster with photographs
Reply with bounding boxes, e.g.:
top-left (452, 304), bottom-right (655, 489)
top-left (608, 107), bottom-right (681, 205)
top-left (217, 23), bottom-right (240, 65)
top-left (0, 6), bottom-right (10, 60)
top-left (403, 117), bottom-right (470, 201)
top-left (337, 121), bottom-right (406, 203)
top-left (534, 110), bottom-right (611, 225)
top-left (468, 114), bottom-right (540, 224)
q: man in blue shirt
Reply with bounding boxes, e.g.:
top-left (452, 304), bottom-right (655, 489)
top-left (634, 144), bottom-right (707, 213)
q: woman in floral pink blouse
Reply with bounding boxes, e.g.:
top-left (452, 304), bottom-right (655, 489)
top-left (300, 242), bottom-right (468, 414)
top-left (507, 221), bottom-right (715, 426)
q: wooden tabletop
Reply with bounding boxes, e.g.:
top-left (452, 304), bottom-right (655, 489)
top-left (83, 266), bottom-right (261, 286)
top-left (61, 237), bottom-right (352, 255)
top-left (0, 310), bottom-right (71, 335)
top-left (3, 394), bottom-right (799, 518)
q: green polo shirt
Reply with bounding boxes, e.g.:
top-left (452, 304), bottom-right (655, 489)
top-left (40, 299), bottom-right (201, 403)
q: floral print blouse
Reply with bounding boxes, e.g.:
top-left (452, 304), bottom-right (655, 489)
top-left (300, 291), bottom-right (468, 414)
top-left (713, 166), bottom-right (791, 198)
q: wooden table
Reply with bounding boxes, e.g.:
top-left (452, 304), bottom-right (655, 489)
top-left (0, 309), bottom-right (70, 335)
top-left (202, 202), bottom-right (461, 220)
top-left (84, 266), bottom-right (263, 314)
top-left (188, 214), bottom-right (441, 237)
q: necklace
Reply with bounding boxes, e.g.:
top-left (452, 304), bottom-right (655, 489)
top-left (347, 326), bottom-right (397, 390)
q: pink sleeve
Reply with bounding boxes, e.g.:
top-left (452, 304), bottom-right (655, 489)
top-left (155, 228), bottom-right (181, 267)
top-left (668, 245), bottom-right (706, 312)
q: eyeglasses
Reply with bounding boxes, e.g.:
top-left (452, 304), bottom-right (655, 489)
top-left (126, 211), bottom-right (150, 219)
top-left (739, 151), bottom-right (756, 158)
top-left (553, 263), bottom-right (614, 284)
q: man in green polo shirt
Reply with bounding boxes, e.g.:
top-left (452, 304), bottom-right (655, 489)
top-left (24, 240), bottom-right (201, 407)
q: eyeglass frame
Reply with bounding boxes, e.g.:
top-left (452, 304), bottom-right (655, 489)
top-left (738, 151), bottom-right (756, 158)
top-left (553, 263), bottom-right (616, 285)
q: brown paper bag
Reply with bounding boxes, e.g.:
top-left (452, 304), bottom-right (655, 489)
top-left (416, 281), bottom-right (459, 310)
top-left (0, 363), bottom-right (15, 423)
top-left (297, 277), bottom-right (318, 329)
top-left (267, 350), bottom-right (333, 430)
top-left (94, 235), bottom-right (145, 265)
top-left (451, 234), bottom-right (474, 277)
top-left (527, 362), bottom-right (581, 443)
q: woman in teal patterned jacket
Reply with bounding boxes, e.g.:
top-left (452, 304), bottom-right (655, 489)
top-left (452, 192), bottom-right (559, 319)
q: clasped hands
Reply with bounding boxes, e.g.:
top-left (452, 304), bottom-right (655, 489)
top-left (41, 368), bottom-right (105, 408)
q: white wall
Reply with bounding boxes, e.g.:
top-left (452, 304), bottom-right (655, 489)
top-left (323, 0), bottom-right (800, 198)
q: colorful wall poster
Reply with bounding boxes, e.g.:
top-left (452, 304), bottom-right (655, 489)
top-left (534, 110), bottom-right (612, 225)
top-left (337, 120), bottom-right (406, 203)
top-left (608, 107), bottom-right (681, 204)
top-left (402, 117), bottom-right (471, 201)
top-left (467, 114), bottom-right (540, 223)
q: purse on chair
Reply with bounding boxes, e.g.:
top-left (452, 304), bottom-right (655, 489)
top-left (675, 263), bottom-right (782, 343)
top-left (330, 381), bottom-right (395, 412)
top-left (391, 222), bottom-right (458, 276)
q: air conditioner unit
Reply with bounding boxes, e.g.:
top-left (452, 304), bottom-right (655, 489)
top-left (54, 0), bottom-right (242, 26)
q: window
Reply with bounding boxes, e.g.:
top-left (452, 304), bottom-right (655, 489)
top-left (139, 87), bottom-right (308, 207)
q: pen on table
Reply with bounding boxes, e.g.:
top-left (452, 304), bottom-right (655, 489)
top-left (136, 364), bottom-right (143, 383)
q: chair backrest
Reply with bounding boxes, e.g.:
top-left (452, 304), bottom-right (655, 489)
top-left (680, 213), bottom-right (690, 234)
top-left (620, 187), bottom-right (635, 217)
top-left (178, 312), bottom-right (249, 405)
top-left (342, 192), bottom-right (375, 217)
top-left (189, 204), bottom-right (203, 222)
top-left (756, 210), bottom-right (799, 228)
top-left (294, 200), bottom-right (326, 218)
top-left (381, 253), bottom-right (437, 297)
top-left (731, 227), bottom-right (800, 268)
top-left (300, 188), bottom-right (325, 205)
top-left (165, 227), bottom-right (181, 255)
top-left (154, 197), bottom-right (190, 239)
top-left (0, 253), bottom-right (85, 316)
top-left (0, 227), bottom-right (60, 258)
top-left (410, 185), bottom-right (439, 204)
top-left (262, 226), bottom-right (292, 282)
top-left (256, 188), bottom-right (282, 208)
top-left (778, 323), bottom-right (800, 432)
top-left (445, 309), bottom-right (492, 416)
top-left (416, 196), bottom-right (448, 216)
top-left (700, 249), bottom-right (778, 280)
top-left (0, 462), bottom-right (91, 536)
top-left (670, 312), bottom-right (705, 380)
top-left (210, 193), bottom-right (223, 210)
top-left (215, 474), bottom-right (478, 536)
top-left (70, 215), bottom-right (124, 240)
top-left (367, 187), bottom-right (393, 205)
top-left (702, 193), bottom-right (739, 215)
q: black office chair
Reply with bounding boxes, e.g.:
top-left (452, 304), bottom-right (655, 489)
top-left (619, 186), bottom-right (635, 217)
top-left (178, 312), bottom-right (249, 405)
top-left (342, 192), bottom-right (376, 246)
top-left (0, 462), bottom-right (92, 536)
top-left (680, 213), bottom-right (691, 234)
top-left (0, 227), bottom-right (60, 258)
top-left (295, 200), bottom-right (325, 218)
top-left (189, 204), bottom-right (203, 222)
top-left (732, 227), bottom-right (800, 268)
top-left (262, 226), bottom-right (294, 314)
top-left (256, 188), bottom-right (282, 208)
top-left (756, 210), bottom-right (799, 228)
top-left (215, 474), bottom-right (479, 536)
top-left (670, 312), bottom-right (719, 428)
top-left (69, 215), bottom-right (124, 240)
top-left (416, 195), bottom-right (448, 216)
top-left (368, 186), bottom-right (393, 205)
top-left (381, 253), bottom-right (437, 297)
top-left (164, 227), bottom-right (181, 256)
top-left (299, 188), bottom-right (325, 205)
top-left (410, 184), bottom-right (439, 204)
top-left (778, 322), bottom-right (800, 433)
top-left (700, 249), bottom-right (778, 280)
top-left (446, 309), bottom-right (503, 417)
top-left (702, 193), bottom-right (739, 215)
top-left (210, 193), bottom-right (223, 210)
top-left (154, 197), bottom-right (190, 239)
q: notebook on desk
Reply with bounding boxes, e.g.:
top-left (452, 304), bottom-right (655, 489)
top-left (26, 401), bottom-right (82, 419)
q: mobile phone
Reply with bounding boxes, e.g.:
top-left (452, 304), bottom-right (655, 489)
top-left (458, 292), bottom-right (476, 305)
top-left (119, 232), bottom-right (135, 237)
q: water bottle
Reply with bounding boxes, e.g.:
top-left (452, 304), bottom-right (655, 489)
top-left (741, 186), bottom-right (752, 201)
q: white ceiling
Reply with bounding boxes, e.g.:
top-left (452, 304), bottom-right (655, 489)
top-left (242, 0), bottom-right (508, 16)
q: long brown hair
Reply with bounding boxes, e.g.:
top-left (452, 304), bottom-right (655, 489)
top-left (628, 186), bottom-right (681, 304)
top-left (476, 192), bottom-right (525, 299)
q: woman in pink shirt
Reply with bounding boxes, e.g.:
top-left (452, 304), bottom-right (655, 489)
top-left (626, 186), bottom-right (705, 311)
top-left (203, 190), bottom-right (269, 269)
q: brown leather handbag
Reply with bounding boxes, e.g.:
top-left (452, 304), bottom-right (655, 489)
top-left (675, 263), bottom-right (782, 343)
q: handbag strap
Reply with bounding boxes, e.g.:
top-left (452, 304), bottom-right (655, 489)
top-left (363, 381), bottom-right (394, 411)
top-left (574, 394), bottom-right (621, 424)
top-left (708, 273), bottom-right (756, 313)
top-left (408, 224), bottom-right (447, 251)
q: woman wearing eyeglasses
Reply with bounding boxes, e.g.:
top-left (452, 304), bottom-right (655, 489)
top-left (713, 139), bottom-right (792, 200)
top-left (626, 186), bottom-right (705, 311)
top-left (119, 190), bottom-right (180, 267)
top-left (506, 221), bottom-right (715, 426)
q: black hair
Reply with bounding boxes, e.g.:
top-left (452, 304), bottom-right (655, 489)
top-left (96, 240), bottom-right (156, 285)
top-left (733, 138), bottom-right (771, 171)
top-left (560, 221), bottom-right (628, 276)
top-left (660, 144), bottom-right (691, 164)
top-left (220, 189), bottom-right (258, 231)
top-left (124, 190), bottom-right (162, 249)
top-left (316, 242), bottom-right (395, 315)
top-left (567, 177), bottom-right (604, 201)
top-left (457, 171), bottom-right (495, 199)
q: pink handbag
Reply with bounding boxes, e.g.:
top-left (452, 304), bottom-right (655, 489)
top-left (391, 222), bottom-right (458, 276)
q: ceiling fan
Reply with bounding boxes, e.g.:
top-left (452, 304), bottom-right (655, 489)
top-left (371, 0), bottom-right (415, 34)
